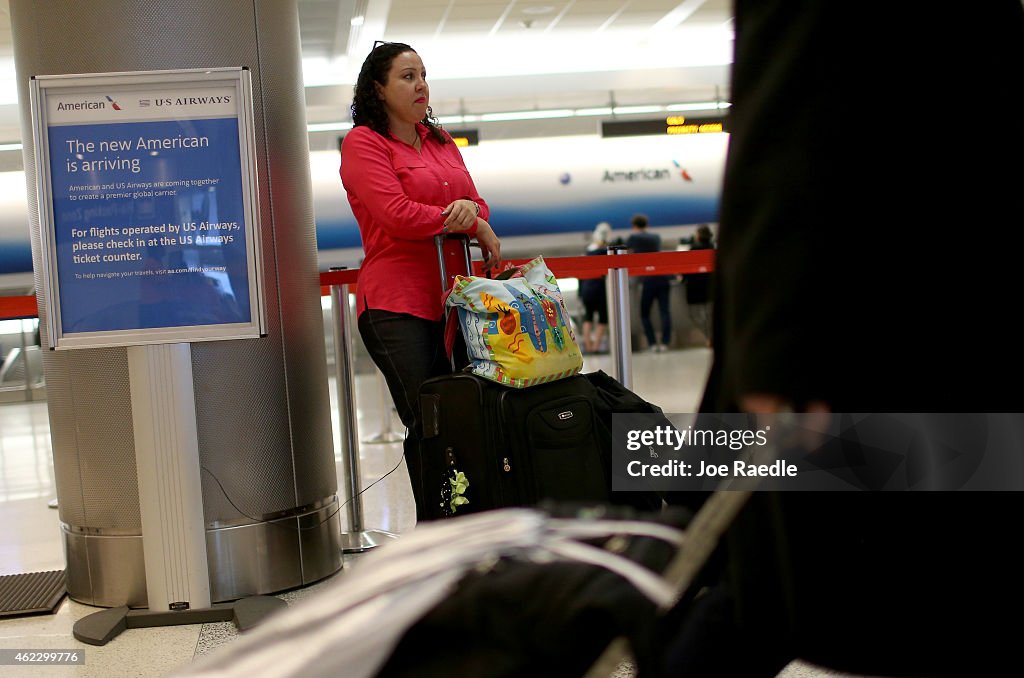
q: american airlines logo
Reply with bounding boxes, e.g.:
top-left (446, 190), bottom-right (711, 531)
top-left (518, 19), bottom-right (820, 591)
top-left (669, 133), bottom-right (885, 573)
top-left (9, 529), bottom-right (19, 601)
top-left (601, 168), bottom-right (673, 182)
top-left (55, 100), bottom-right (110, 111)
top-left (54, 95), bottom-right (123, 111)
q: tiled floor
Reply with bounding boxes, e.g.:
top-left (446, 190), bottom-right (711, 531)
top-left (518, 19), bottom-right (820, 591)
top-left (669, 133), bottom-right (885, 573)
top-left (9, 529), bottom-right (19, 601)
top-left (0, 348), bottom-right (862, 677)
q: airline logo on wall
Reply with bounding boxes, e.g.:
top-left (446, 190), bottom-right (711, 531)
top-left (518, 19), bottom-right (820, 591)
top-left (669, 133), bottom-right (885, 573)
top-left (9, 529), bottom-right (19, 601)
top-left (559, 161), bottom-right (695, 185)
top-left (48, 87), bottom-right (237, 125)
top-left (600, 160), bottom-right (694, 183)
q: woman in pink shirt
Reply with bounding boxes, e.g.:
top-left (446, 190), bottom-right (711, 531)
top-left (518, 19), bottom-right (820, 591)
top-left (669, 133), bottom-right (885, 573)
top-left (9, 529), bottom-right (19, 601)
top-left (341, 41), bottom-right (501, 520)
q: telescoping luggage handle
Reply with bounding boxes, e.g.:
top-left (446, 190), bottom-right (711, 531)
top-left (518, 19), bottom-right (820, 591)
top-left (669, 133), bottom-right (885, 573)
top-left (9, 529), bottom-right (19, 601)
top-left (434, 233), bottom-right (473, 297)
top-left (435, 233), bottom-right (479, 369)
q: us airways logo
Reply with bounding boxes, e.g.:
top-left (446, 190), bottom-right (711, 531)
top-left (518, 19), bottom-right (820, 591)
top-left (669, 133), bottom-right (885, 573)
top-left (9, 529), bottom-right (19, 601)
top-left (151, 95), bottom-right (233, 107)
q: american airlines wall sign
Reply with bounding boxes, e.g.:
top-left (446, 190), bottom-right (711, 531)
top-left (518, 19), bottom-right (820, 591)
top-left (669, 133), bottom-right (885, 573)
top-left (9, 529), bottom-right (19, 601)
top-left (29, 68), bottom-right (266, 350)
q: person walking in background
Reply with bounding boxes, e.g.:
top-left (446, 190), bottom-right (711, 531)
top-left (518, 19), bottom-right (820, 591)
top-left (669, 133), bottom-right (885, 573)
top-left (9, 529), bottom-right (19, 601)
top-left (661, 1), bottom-right (1024, 676)
top-left (625, 213), bottom-right (672, 352)
top-left (682, 224), bottom-right (714, 346)
top-left (578, 221), bottom-right (611, 353)
top-left (340, 41), bottom-right (501, 521)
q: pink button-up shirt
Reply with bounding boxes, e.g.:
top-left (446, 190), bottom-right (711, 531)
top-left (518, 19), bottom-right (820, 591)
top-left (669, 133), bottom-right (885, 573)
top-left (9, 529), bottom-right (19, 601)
top-left (340, 123), bottom-right (490, 320)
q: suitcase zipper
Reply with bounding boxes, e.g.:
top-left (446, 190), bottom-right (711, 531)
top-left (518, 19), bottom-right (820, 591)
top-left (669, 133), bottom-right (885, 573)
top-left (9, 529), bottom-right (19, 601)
top-left (498, 388), bottom-right (536, 503)
top-left (479, 376), bottom-right (509, 505)
top-left (495, 390), bottom-right (517, 503)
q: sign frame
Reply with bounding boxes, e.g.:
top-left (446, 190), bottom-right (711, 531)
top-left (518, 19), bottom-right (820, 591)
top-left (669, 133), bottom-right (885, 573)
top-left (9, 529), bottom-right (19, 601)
top-left (29, 67), bottom-right (266, 350)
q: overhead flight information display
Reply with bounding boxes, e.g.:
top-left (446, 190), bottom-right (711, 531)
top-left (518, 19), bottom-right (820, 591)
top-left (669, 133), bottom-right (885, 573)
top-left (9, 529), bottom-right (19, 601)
top-left (602, 115), bottom-right (728, 138)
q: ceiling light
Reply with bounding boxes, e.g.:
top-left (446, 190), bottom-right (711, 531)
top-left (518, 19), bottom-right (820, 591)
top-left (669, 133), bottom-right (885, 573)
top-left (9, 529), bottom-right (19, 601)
top-left (665, 101), bottom-right (731, 112)
top-left (652, 0), bottom-right (705, 32)
top-left (307, 122), bottom-right (354, 132)
top-left (350, 16), bottom-right (364, 27)
top-left (479, 109), bottom-right (573, 122)
top-left (435, 115), bottom-right (481, 125)
top-left (612, 105), bottom-right (664, 115)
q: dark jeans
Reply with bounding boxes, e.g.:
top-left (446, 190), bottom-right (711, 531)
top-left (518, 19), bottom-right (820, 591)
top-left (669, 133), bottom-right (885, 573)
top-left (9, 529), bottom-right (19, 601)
top-left (640, 278), bottom-right (672, 347)
top-left (358, 308), bottom-right (452, 520)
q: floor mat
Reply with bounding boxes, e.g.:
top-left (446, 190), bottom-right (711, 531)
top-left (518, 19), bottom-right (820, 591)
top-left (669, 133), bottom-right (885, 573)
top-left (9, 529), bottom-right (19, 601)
top-left (0, 570), bottom-right (67, 618)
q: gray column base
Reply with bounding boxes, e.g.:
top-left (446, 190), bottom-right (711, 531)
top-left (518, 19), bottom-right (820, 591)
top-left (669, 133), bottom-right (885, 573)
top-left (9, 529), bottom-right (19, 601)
top-left (63, 498), bottom-right (343, 608)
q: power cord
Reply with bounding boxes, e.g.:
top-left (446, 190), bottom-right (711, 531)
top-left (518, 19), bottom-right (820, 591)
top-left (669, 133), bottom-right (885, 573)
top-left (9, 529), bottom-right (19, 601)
top-left (199, 451), bottom-right (406, 532)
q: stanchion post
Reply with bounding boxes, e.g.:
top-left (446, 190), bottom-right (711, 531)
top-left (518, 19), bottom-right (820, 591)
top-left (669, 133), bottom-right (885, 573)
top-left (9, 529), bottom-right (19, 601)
top-left (329, 268), bottom-right (397, 552)
top-left (19, 317), bottom-right (30, 401)
top-left (606, 246), bottom-right (634, 389)
top-left (363, 369), bottom-right (403, 444)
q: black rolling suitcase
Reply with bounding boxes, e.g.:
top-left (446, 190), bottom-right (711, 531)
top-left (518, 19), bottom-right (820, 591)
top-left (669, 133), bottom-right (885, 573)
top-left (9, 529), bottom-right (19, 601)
top-left (421, 234), bottom-right (615, 520)
top-left (418, 372), bottom-right (610, 520)
top-left (419, 235), bottom-right (662, 520)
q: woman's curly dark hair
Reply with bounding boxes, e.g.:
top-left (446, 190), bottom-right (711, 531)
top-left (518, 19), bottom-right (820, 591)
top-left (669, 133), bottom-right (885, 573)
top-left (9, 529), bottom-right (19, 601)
top-left (350, 42), bottom-right (446, 144)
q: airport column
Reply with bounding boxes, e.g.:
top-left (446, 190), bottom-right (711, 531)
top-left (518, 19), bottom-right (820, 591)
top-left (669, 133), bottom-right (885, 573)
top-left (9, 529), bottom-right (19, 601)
top-left (11, 0), bottom-right (342, 611)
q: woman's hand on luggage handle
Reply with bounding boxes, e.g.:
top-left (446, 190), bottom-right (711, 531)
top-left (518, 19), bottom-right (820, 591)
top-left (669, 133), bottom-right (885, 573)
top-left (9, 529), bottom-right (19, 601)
top-left (440, 199), bottom-right (479, 232)
top-left (474, 219), bottom-right (502, 272)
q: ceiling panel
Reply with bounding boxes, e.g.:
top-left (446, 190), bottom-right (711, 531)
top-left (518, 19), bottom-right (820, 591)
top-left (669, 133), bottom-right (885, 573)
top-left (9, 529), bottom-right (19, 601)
top-left (557, 1), bottom-right (626, 23)
top-left (0, 1), bottom-right (736, 148)
top-left (0, 0), bottom-right (11, 58)
top-left (298, 0), bottom-right (352, 58)
top-left (680, 5), bottom-right (733, 26)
